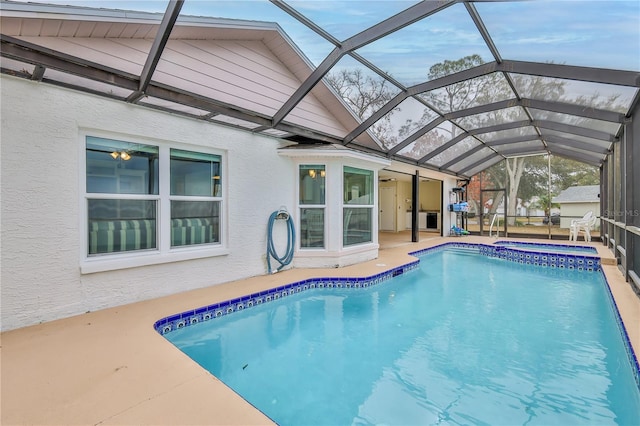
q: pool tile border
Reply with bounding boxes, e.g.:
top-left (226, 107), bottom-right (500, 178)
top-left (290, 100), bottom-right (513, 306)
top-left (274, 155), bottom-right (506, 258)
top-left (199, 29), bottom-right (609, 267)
top-left (493, 240), bottom-right (598, 254)
top-left (600, 272), bottom-right (640, 391)
top-left (155, 241), bottom-right (638, 392)
top-left (155, 242), bottom-right (601, 335)
top-left (409, 241), bottom-right (601, 272)
top-left (154, 260), bottom-right (420, 335)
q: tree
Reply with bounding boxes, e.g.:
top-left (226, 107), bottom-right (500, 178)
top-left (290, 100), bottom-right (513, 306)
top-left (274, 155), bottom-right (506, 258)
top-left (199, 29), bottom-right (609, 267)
top-left (325, 69), bottom-right (398, 149)
top-left (550, 157), bottom-right (599, 193)
top-left (326, 55), bottom-right (612, 228)
top-left (531, 193), bottom-right (559, 217)
top-left (402, 55), bottom-right (507, 160)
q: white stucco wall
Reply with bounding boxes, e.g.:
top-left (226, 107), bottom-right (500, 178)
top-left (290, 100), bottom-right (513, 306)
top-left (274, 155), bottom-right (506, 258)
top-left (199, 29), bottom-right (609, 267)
top-left (0, 75), bottom-right (297, 331)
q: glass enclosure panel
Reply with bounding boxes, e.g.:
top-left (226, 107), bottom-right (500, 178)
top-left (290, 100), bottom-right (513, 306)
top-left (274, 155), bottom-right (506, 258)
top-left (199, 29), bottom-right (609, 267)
top-left (171, 149), bottom-right (222, 197)
top-left (87, 199), bottom-right (157, 255)
top-left (343, 207), bottom-right (372, 246)
top-left (355, 3), bottom-right (492, 87)
top-left (634, 234), bottom-right (640, 284)
top-left (634, 130), bottom-right (640, 229)
top-left (477, 127), bottom-right (538, 143)
top-left (476, 1), bottom-right (640, 71)
top-left (344, 166), bottom-right (373, 205)
top-left (448, 147), bottom-right (496, 173)
top-left (299, 165), bottom-right (326, 205)
top-left (608, 152), bottom-right (615, 223)
top-left (290, 1), bottom-right (419, 41)
top-left (379, 97), bottom-right (438, 150)
top-left (509, 74), bottom-right (636, 113)
top-left (614, 139), bottom-right (623, 225)
top-left (419, 72), bottom-right (513, 113)
top-left (210, 115), bottom-right (265, 129)
top-left (325, 55), bottom-right (403, 123)
top-left (465, 161), bottom-right (506, 233)
top-left (492, 141), bottom-right (546, 155)
top-left (86, 137), bottom-right (159, 195)
top-left (397, 121), bottom-right (459, 160)
top-left (528, 109), bottom-right (622, 135)
top-left (453, 106), bottom-right (529, 131)
top-left (463, 156), bottom-right (503, 179)
top-left (467, 155), bottom-right (602, 239)
top-left (181, 1), bottom-right (334, 66)
top-left (507, 156), bottom-right (547, 231)
top-left (540, 129), bottom-right (612, 150)
top-left (170, 201), bottom-right (220, 247)
top-left (425, 137), bottom-right (482, 167)
top-left (548, 145), bottom-right (605, 163)
top-left (299, 208), bottom-right (325, 249)
top-left (141, 97), bottom-right (212, 116)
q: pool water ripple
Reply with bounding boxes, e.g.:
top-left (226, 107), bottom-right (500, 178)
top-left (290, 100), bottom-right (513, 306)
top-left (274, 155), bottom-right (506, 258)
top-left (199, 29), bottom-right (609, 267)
top-left (164, 247), bottom-right (639, 425)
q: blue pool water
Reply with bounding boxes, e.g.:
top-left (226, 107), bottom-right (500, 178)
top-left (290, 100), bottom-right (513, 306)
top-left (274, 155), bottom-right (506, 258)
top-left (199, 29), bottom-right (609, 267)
top-left (494, 240), bottom-right (598, 254)
top-left (166, 248), bottom-right (640, 425)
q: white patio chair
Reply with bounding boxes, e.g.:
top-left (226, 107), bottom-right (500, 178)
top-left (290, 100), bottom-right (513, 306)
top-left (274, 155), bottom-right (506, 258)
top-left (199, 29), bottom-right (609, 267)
top-left (569, 211), bottom-right (595, 242)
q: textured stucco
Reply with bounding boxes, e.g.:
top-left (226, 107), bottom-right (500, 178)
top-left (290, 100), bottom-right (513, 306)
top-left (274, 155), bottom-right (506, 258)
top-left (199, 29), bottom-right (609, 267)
top-left (0, 75), bottom-right (297, 331)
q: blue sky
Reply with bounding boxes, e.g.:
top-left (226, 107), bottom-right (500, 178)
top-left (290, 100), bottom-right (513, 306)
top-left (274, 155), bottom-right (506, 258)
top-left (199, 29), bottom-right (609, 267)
top-left (12, 0), bottom-right (640, 77)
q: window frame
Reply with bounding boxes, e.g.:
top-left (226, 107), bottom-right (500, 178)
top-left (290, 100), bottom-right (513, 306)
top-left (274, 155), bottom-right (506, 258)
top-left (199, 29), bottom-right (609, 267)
top-left (342, 165), bottom-right (374, 247)
top-left (298, 164), bottom-right (326, 250)
top-left (80, 131), bottom-right (228, 274)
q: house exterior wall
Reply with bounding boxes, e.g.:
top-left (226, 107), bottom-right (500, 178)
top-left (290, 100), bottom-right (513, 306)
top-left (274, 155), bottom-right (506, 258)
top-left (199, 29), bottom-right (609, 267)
top-left (0, 75), bottom-right (297, 331)
top-left (559, 202), bottom-right (600, 229)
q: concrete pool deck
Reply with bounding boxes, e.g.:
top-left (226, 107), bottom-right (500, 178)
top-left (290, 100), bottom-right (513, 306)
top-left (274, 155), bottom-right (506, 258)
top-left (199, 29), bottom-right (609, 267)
top-left (2, 236), bottom-right (638, 425)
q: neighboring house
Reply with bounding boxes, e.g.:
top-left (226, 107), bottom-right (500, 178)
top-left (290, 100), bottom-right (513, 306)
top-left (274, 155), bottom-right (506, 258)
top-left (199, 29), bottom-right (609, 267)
top-left (0, 4), bottom-right (456, 332)
top-left (552, 185), bottom-right (600, 229)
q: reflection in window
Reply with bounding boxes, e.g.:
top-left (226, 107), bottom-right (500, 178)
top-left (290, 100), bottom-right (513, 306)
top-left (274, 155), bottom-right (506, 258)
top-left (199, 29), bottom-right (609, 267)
top-left (170, 201), bottom-right (220, 247)
top-left (85, 137), bottom-right (224, 257)
top-left (299, 165), bottom-right (325, 205)
top-left (344, 208), bottom-right (372, 246)
top-left (299, 165), bottom-right (325, 249)
top-left (300, 208), bottom-right (324, 248)
top-left (170, 149), bottom-right (222, 247)
top-left (344, 166), bottom-right (373, 204)
top-left (87, 199), bottom-right (157, 255)
top-left (86, 137), bottom-right (158, 195)
top-left (171, 149), bottom-right (221, 197)
top-left (343, 166), bottom-right (373, 246)
top-left (86, 137), bottom-right (159, 255)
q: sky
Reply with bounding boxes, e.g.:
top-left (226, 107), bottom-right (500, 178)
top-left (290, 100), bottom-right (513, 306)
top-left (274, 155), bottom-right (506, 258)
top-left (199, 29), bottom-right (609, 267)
top-left (9, 0), bottom-right (640, 80)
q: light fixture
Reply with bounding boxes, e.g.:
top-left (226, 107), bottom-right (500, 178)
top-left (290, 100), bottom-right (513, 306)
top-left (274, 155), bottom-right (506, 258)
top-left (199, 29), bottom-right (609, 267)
top-left (308, 169), bottom-right (325, 179)
top-left (110, 150), bottom-right (131, 160)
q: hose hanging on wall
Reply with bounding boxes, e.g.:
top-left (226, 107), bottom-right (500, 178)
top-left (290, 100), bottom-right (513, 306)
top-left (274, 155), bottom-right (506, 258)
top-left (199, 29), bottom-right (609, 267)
top-left (267, 206), bottom-right (295, 274)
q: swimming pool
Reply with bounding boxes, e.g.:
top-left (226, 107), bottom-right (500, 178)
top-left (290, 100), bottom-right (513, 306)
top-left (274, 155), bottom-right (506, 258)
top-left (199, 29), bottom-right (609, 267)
top-left (494, 240), bottom-right (598, 254)
top-left (160, 244), bottom-right (639, 425)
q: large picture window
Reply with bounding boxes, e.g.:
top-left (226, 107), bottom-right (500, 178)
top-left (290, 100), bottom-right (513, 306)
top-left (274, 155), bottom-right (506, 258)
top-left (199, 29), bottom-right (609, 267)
top-left (299, 165), bottom-right (325, 248)
top-left (85, 136), bottom-right (222, 259)
top-left (343, 166), bottom-right (373, 246)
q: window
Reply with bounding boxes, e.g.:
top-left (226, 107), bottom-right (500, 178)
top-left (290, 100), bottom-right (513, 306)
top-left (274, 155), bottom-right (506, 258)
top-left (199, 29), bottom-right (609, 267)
top-left (299, 165), bottom-right (325, 248)
top-left (170, 149), bottom-right (221, 247)
top-left (343, 166), bottom-right (373, 246)
top-left (84, 136), bottom-right (222, 261)
top-left (86, 137), bottom-right (159, 255)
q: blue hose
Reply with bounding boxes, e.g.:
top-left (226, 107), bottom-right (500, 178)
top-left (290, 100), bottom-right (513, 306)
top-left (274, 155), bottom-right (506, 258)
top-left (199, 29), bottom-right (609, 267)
top-left (267, 210), bottom-right (295, 274)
